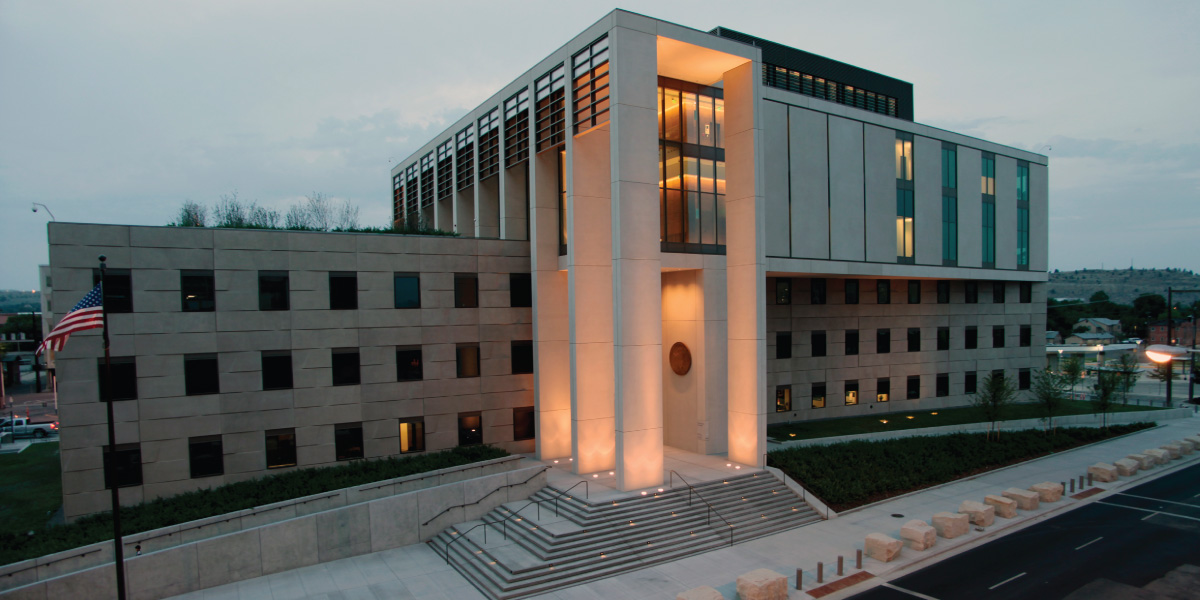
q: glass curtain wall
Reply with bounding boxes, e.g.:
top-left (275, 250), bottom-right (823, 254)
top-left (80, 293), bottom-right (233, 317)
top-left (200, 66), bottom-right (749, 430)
top-left (658, 82), bottom-right (726, 254)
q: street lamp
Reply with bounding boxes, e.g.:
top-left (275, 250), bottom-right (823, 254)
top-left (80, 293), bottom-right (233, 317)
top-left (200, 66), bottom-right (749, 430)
top-left (30, 203), bottom-right (56, 221)
top-left (1146, 344), bottom-right (1187, 407)
top-left (1160, 288), bottom-right (1200, 407)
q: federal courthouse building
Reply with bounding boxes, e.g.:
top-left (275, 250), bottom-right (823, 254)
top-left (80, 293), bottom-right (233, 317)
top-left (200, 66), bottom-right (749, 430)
top-left (47, 10), bottom-right (1047, 520)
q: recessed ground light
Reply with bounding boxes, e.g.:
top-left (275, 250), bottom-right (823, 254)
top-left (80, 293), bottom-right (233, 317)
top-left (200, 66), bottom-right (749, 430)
top-left (658, 488), bottom-right (664, 492)
top-left (906, 416), bottom-right (915, 420)
top-left (726, 463), bottom-right (732, 467)
top-left (931, 412), bottom-right (938, 415)
top-left (553, 460), bottom-right (559, 464)
top-left (789, 433), bottom-right (797, 437)
top-left (735, 466), bottom-right (741, 469)
top-left (593, 474), bottom-right (598, 478)
top-left (609, 471), bottom-right (614, 475)
top-left (641, 491), bottom-right (647, 496)
top-left (880, 419), bottom-right (889, 424)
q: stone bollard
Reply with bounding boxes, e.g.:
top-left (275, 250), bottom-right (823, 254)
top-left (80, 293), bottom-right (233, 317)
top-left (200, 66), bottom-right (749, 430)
top-left (1114, 458), bottom-right (1139, 477)
top-left (1128, 453), bottom-right (1155, 470)
top-left (1176, 439), bottom-right (1195, 454)
top-left (1144, 449), bottom-right (1169, 465)
top-left (984, 494), bottom-right (1018, 518)
top-left (736, 569), bottom-right (787, 600)
top-left (1161, 444), bottom-right (1182, 460)
top-left (900, 519), bottom-right (937, 550)
top-left (864, 533), bottom-right (903, 562)
top-left (1031, 482), bottom-right (1064, 502)
top-left (931, 512), bottom-right (970, 539)
top-left (959, 500), bottom-right (995, 527)
top-left (1088, 463), bottom-right (1118, 483)
top-left (1003, 488), bottom-right (1040, 510)
top-left (677, 586), bottom-right (725, 600)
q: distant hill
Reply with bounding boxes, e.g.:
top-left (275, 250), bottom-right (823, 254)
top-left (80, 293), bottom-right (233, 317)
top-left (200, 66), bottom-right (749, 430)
top-left (0, 291), bottom-right (40, 314)
top-left (1048, 268), bottom-right (1200, 305)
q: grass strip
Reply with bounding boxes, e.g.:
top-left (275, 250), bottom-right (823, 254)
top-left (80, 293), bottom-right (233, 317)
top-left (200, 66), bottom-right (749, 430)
top-left (0, 443), bottom-right (63, 535)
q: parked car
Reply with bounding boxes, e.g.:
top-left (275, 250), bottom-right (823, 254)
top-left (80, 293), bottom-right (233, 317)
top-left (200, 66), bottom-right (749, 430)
top-left (0, 418), bottom-right (58, 438)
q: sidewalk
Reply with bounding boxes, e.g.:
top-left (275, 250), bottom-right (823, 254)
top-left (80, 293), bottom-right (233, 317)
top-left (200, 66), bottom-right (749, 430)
top-left (167, 415), bottom-right (1200, 600)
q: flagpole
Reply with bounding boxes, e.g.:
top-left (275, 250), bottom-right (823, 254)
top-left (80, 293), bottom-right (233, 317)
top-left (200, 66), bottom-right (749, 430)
top-left (99, 255), bottom-right (127, 600)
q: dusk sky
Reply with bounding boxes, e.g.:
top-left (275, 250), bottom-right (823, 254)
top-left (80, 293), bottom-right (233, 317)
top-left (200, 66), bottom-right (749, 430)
top-left (2, 0), bottom-right (1197, 292)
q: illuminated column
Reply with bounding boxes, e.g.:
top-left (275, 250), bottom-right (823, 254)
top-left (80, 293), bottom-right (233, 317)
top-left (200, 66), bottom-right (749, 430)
top-left (724, 61), bottom-right (767, 467)
top-left (531, 144), bottom-right (571, 460)
top-left (610, 27), bottom-right (663, 490)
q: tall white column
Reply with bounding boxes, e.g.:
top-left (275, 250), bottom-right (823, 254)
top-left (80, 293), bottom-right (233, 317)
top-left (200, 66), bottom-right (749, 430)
top-left (531, 146), bottom-right (571, 460)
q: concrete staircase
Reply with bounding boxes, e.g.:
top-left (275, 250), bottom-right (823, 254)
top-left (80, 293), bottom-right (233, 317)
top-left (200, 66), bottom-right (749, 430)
top-left (429, 471), bottom-right (821, 600)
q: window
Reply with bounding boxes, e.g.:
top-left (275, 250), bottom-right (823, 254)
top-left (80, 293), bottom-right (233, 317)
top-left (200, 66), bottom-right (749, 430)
top-left (92, 268), bottom-right (133, 314)
top-left (181, 270), bottom-right (215, 312)
top-left (104, 443), bottom-right (142, 488)
top-left (965, 371), bottom-right (978, 394)
top-left (844, 381), bottom-right (859, 405)
top-left (265, 429), bottom-right (296, 469)
top-left (993, 282), bottom-right (1006, 303)
top-left (535, 64), bottom-right (566, 152)
top-left (804, 331), bottom-right (824, 358)
top-left (876, 280), bottom-right (891, 304)
top-left (845, 330), bottom-right (859, 355)
top-left (98, 356), bottom-right (137, 401)
top-left (258, 271), bottom-right (289, 311)
top-left (936, 373), bottom-right (949, 397)
top-left (981, 154), bottom-right (996, 195)
top-left (184, 354), bottom-right (219, 396)
top-left (1017, 162), bottom-right (1030, 268)
top-left (966, 326), bottom-right (978, 350)
top-left (332, 349), bottom-right (361, 386)
top-left (811, 383), bottom-right (827, 409)
top-left (454, 273), bottom-right (479, 308)
top-left (1018, 368), bottom-right (1031, 390)
top-left (510, 273), bottom-right (532, 307)
top-left (993, 326), bottom-right (1006, 348)
top-left (188, 436), bottom-right (223, 479)
top-left (981, 201), bottom-right (996, 267)
top-left (455, 125), bottom-right (475, 191)
top-left (513, 407), bottom-right (535, 441)
top-left (399, 418), bottom-right (425, 453)
top-left (335, 423), bottom-right (364, 461)
top-left (762, 64), bottom-right (899, 118)
top-left (659, 147), bottom-right (726, 251)
top-left (877, 329), bottom-right (891, 354)
top-left (810, 279), bottom-right (827, 305)
top-left (942, 145), bottom-right (957, 189)
top-left (908, 328), bottom-right (921, 352)
top-left (478, 108), bottom-right (501, 180)
top-left (436, 140), bottom-right (453, 201)
top-left (1020, 282), bottom-right (1033, 304)
top-left (457, 343), bottom-right (481, 378)
top-left (776, 332), bottom-right (792, 359)
top-left (937, 281), bottom-right (950, 304)
top-left (394, 273), bottom-right (421, 308)
top-left (896, 133), bottom-right (914, 262)
top-left (261, 351), bottom-right (293, 390)
top-left (503, 87), bottom-right (531, 167)
top-left (908, 280), bottom-right (921, 304)
top-left (393, 173), bottom-right (404, 224)
top-left (404, 164), bottom-right (419, 225)
top-left (907, 375), bottom-right (921, 400)
top-left (937, 327), bottom-right (950, 351)
top-left (396, 346), bottom-right (423, 382)
top-left (895, 132), bottom-right (913, 181)
top-left (558, 149), bottom-right (567, 254)
top-left (775, 279), bottom-right (792, 305)
top-left (965, 281), bottom-right (978, 304)
top-left (775, 386), bottom-right (792, 412)
top-left (942, 195), bottom-right (958, 263)
top-left (420, 152), bottom-right (434, 209)
top-left (876, 379), bottom-right (890, 402)
top-left (458, 412), bottom-right (483, 446)
top-left (329, 272), bottom-right (358, 310)
top-left (511, 340), bottom-right (534, 374)
top-left (1020, 325), bottom-right (1032, 347)
top-left (844, 279), bottom-right (859, 305)
top-left (572, 36), bottom-right (610, 133)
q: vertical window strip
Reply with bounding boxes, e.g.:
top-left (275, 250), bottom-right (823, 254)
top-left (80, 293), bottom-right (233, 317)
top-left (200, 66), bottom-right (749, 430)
top-left (762, 63), bottom-right (898, 117)
top-left (455, 126), bottom-right (475, 191)
top-left (942, 195), bottom-right (958, 262)
top-left (535, 64), bottom-right (566, 152)
top-left (478, 108), bottom-right (501, 180)
top-left (419, 152), bottom-right (435, 209)
top-left (436, 140), bottom-right (453, 201)
top-left (503, 88), bottom-right (531, 167)
top-left (393, 174), bottom-right (403, 224)
top-left (405, 164), bottom-right (419, 225)
top-left (572, 36), bottom-right (610, 134)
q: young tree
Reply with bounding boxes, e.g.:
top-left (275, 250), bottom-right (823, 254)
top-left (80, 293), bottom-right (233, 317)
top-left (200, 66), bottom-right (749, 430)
top-left (304, 192), bottom-right (334, 231)
top-left (972, 371), bottom-right (1017, 441)
top-left (1091, 370), bottom-right (1122, 429)
top-left (170, 200), bottom-right (208, 227)
top-left (1114, 353), bottom-right (1140, 404)
top-left (1030, 368), bottom-right (1067, 434)
top-left (1061, 355), bottom-right (1085, 400)
top-left (333, 199), bottom-right (360, 230)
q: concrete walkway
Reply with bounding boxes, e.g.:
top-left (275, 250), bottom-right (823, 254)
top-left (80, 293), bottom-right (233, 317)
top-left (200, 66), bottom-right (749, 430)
top-left (168, 415), bottom-right (1200, 600)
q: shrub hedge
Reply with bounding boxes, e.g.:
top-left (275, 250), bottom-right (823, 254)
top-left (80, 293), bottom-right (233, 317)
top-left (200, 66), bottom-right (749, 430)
top-left (768, 423), bottom-right (1154, 511)
top-left (0, 445), bottom-right (506, 567)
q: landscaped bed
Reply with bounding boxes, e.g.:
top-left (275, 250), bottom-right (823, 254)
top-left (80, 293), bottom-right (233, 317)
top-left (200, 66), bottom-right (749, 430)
top-left (0, 445), bottom-right (507, 567)
top-left (0, 443), bottom-right (63, 534)
top-left (767, 400), bottom-right (1166, 441)
top-left (768, 423), bottom-right (1155, 512)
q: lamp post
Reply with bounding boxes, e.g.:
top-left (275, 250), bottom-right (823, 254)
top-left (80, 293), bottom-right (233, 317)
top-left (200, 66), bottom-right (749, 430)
top-left (1161, 288), bottom-right (1200, 407)
top-left (1147, 344), bottom-right (1186, 407)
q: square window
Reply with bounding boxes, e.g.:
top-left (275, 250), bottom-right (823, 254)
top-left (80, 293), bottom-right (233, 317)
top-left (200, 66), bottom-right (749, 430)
top-left (455, 273), bottom-right (479, 308)
top-left (184, 354), bottom-right (219, 396)
top-left (937, 281), bottom-right (950, 304)
top-left (1020, 282), bottom-right (1033, 304)
top-left (937, 327), bottom-right (950, 351)
top-left (393, 273), bottom-right (421, 308)
top-left (993, 282), bottom-right (1006, 303)
top-left (775, 278), bottom-right (792, 305)
top-left (1020, 325), bottom-right (1032, 347)
top-left (965, 281), bottom-right (978, 304)
top-left (457, 344), bottom-right (481, 378)
top-left (844, 279), bottom-right (859, 305)
top-left (329, 272), bottom-right (358, 310)
top-left (262, 351), bottom-right (293, 390)
top-left (98, 356), bottom-right (138, 401)
top-left (966, 326), bottom-right (978, 350)
top-left (332, 349), bottom-right (361, 386)
top-left (908, 328), bottom-right (921, 352)
top-left (513, 407), bottom-right (535, 441)
top-left (810, 279), bottom-right (827, 305)
top-left (1019, 368), bottom-right (1031, 390)
top-left (965, 371), bottom-right (978, 394)
top-left (907, 375), bottom-right (921, 400)
top-left (877, 329), bottom-right (891, 354)
top-left (845, 330), bottom-right (859, 355)
top-left (936, 373), bottom-right (949, 397)
top-left (458, 412), bottom-right (483, 446)
top-left (399, 418), bottom-right (425, 453)
top-left (993, 326), bottom-right (1006, 348)
top-left (811, 383), bottom-right (826, 409)
top-left (188, 436), bottom-right (223, 479)
top-left (844, 381), bottom-right (859, 405)
top-left (776, 332), bottom-right (792, 359)
top-left (258, 271), bottom-right (289, 311)
top-left (396, 346), bottom-right (423, 381)
top-left (877, 280), bottom-right (890, 304)
top-left (775, 385), bottom-right (792, 412)
top-left (876, 379), bottom-right (890, 402)
top-left (265, 429), bottom-right (296, 469)
top-left (908, 280), bottom-right (921, 304)
top-left (811, 331), bottom-right (826, 357)
top-left (94, 268), bottom-right (133, 313)
top-left (104, 443), bottom-right (142, 488)
top-left (510, 273), bottom-right (532, 307)
top-left (335, 423), bottom-right (364, 461)
top-left (181, 270), bottom-right (215, 312)
top-left (512, 340), bottom-right (534, 374)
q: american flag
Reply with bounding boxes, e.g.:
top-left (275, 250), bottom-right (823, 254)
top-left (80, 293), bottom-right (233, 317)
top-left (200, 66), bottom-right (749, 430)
top-left (36, 283), bottom-right (105, 356)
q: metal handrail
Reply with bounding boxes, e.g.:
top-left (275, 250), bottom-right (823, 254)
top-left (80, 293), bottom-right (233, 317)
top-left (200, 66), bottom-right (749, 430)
top-left (545, 480), bottom-right (589, 517)
top-left (422, 466), bottom-right (549, 527)
top-left (667, 470), bottom-right (734, 547)
top-left (443, 494), bottom-right (558, 564)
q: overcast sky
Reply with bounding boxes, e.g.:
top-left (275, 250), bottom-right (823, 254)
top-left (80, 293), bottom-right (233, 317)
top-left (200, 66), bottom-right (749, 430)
top-left (2, 0), bottom-right (1197, 292)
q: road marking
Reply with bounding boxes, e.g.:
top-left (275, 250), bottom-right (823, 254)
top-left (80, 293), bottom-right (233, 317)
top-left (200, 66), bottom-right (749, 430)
top-left (882, 582), bottom-right (940, 600)
top-left (1116, 492), bottom-right (1200, 508)
top-left (1098, 501), bottom-right (1200, 523)
top-left (1142, 512), bottom-right (1159, 521)
top-left (988, 573), bottom-right (1027, 590)
top-left (1074, 536), bottom-right (1103, 550)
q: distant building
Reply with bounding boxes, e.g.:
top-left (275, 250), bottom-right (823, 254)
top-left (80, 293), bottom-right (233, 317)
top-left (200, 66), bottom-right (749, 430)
top-left (1074, 317), bottom-right (1122, 337)
top-left (1046, 331), bottom-right (1062, 345)
top-left (1149, 318), bottom-right (1196, 346)
top-left (1065, 332), bottom-right (1116, 346)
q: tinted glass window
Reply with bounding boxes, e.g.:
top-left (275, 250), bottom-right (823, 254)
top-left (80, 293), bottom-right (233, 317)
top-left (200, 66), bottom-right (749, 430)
top-left (396, 346), bottom-right (423, 381)
top-left (845, 330), bottom-right (859, 355)
top-left (908, 280), bottom-right (921, 304)
top-left (513, 407), bottom-right (535, 441)
top-left (908, 328), bottom-right (921, 352)
top-left (262, 351), bottom-right (293, 390)
top-left (189, 436), bottom-right (223, 478)
top-left (811, 331), bottom-right (826, 357)
top-left (937, 281), bottom-right (950, 304)
top-left (877, 329), bottom-right (891, 354)
top-left (510, 273), bottom-right (532, 307)
top-left (455, 273), bottom-right (479, 308)
top-left (394, 273), bottom-right (421, 309)
top-left (98, 356), bottom-right (138, 401)
top-left (844, 279), bottom-right (859, 304)
top-left (993, 326), bottom-right (1006, 348)
top-left (104, 443), bottom-right (142, 488)
top-left (458, 412), bottom-right (483, 446)
top-left (184, 354), bottom-right (219, 396)
top-left (332, 349), bottom-right (360, 386)
top-left (876, 379), bottom-right (890, 402)
top-left (776, 332), bottom-right (792, 359)
top-left (966, 326), bottom-right (978, 349)
top-left (399, 418), bottom-right (425, 453)
top-left (907, 375), bottom-right (920, 399)
top-left (265, 429), bottom-right (296, 469)
top-left (457, 344), bottom-right (480, 378)
top-left (258, 271), bottom-right (290, 311)
top-left (329, 272), bottom-right (358, 310)
top-left (936, 373), bottom-right (949, 397)
top-left (775, 278), bottom-right (792, 305)
top-left (335, 423), bottom-right (364, 461)
top-left (965, 281), bottom-right (978, 304)
top-left (965, 371), bottom-right (977, 394)
top-left (94, 269), bottom-right (132, 313)
top-left (181, 270), bottom-right (215, 312)
top-left (877, 280), bottom-right (890, 304)
top-left (938, 327), bottom-right (950, 351)
top-left (511, 341), bottom-right (534, 374)
top-left (810, 279), bottom-right (826, 305)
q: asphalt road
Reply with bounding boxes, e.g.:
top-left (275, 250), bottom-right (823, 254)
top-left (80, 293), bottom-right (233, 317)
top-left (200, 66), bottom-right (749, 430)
top-left (849, 462), bottom-right (1200, 600)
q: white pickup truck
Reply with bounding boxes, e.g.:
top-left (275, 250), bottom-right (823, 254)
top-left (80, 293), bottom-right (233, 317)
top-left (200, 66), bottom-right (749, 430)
top-left (0, 418), bottom-right (58, 438)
